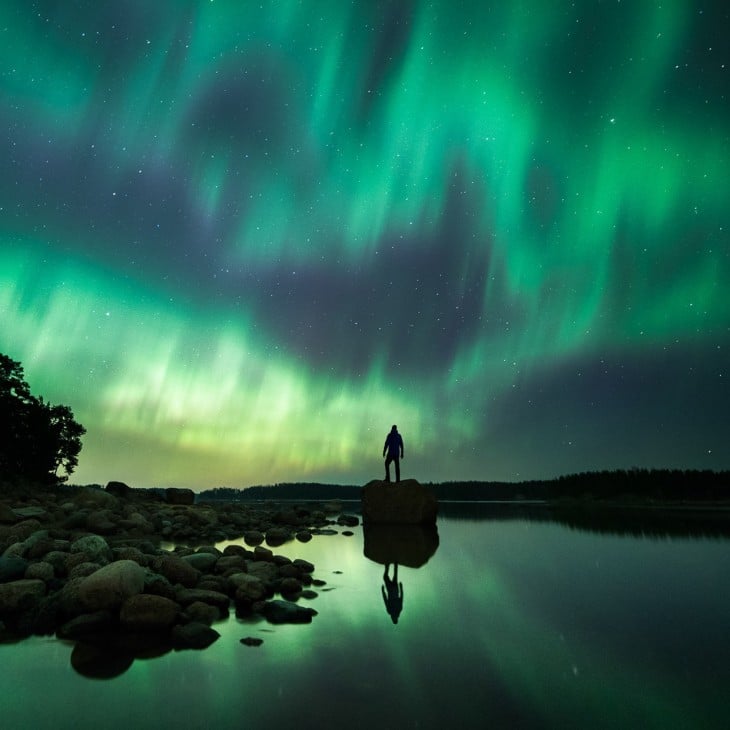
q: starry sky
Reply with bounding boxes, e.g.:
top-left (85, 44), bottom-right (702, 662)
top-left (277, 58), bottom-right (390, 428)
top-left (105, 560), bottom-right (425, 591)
top-left (1, 1), bottom-right (728, 490)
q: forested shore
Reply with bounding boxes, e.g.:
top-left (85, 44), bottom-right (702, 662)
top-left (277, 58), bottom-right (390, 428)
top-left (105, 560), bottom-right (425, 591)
top-left (197, 468), bottom-right (730, 504)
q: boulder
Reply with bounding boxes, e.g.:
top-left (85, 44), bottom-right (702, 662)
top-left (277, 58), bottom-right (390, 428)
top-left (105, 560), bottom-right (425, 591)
top-left (85, 510), bottom-right (117, 534)
top-left (143, 572), bottom-right (177, 601)
top-left (8, 519), bottom-right (43, 542)
top-left (57, 610), bottom-right (114, 639)
top-left (215, 555), bottom-right (247, 573)
top-left (361, 479), bottom-right (438, 525)
top-left (246, 561), bottom-right (279, 584)
top-left (265, 527), bottom-right (292, 547)
top-left (112, 546), bottom-right (149, 567)
top-left (70, 535), bottom-right (113, 565)
top-left (0, 579), bottom-right (46, 615)
top-left (230, 573), bottom-right (267, 602)
top-left (150, 555), bottom-right (200, 588)
top-left (259, 599), bottom-right (317, 624)
top-left (78, 560), bottom-right (146, 611)
top-left (165, 488), bottom-right (195, 505)
top-left (174, 588), bottom-right (230, 611)
top-left (119, 594), bottom-right (180, 630)
top-left (69, 562), bottom-right (103, 580)
top-left (0, 555), bottom-right (29, 582)
top-left (56, 577), bottom-right (87, 618)
top-left (181, 552), bottom-right (218, 572)
top-left (243, 530), bottom-right (264, 546)
top-left (106, 481), bottom-right (132, 499)
top-left (184, 601), bottom-right (219, 625)
top-left (76, 487), bottom-right (119, 508)
top-left (25, 561), bottom-right (55, 582)
top-left (279, 577), bottom-right (303, 595)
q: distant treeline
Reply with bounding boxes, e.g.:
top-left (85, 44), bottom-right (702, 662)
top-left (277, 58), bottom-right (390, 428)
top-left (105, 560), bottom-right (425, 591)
top-left (201, 482), bottom-right (363, 502)
top-left (198, 469), bottom-right (730, 503)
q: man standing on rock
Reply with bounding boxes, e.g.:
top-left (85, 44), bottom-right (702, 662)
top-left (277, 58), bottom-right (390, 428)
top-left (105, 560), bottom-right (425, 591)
top-left (383, 424), bottom-right (404, 483)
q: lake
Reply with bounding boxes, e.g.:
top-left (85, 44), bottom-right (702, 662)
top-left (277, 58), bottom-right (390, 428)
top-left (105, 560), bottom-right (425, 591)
top-left (2, 503), bottom-right (729, 730)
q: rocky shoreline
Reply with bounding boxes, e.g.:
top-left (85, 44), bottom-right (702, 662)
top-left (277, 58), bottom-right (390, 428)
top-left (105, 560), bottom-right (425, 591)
top-left (0, 482), bottom-right (360, 667)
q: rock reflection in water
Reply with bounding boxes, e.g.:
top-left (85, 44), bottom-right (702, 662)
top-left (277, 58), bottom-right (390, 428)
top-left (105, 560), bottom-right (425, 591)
top-left (363, 524), bottom-right (439, 624)
top-left (363, 524), bottom-right (439, 569)
top-left (69, 631), bottom-right (172, 679)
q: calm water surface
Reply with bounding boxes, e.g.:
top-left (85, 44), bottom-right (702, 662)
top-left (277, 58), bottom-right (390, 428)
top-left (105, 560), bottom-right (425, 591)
top-left (2, 505), bottom-right (729, 730)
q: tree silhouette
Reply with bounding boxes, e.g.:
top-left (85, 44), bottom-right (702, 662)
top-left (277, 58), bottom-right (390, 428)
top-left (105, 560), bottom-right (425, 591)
top-left (0, 353), bottom-right (85, 484)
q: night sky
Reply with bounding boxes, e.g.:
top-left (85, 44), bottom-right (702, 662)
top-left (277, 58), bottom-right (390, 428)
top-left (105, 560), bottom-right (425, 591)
top-left (1, 1), bottom-right (728, 490)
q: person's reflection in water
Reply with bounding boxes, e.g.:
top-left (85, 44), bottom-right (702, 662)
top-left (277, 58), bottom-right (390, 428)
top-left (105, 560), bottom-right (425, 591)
top-left (381, 563), bottom-right (404, 624)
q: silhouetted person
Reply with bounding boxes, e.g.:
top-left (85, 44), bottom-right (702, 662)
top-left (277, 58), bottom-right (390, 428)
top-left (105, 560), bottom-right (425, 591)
top-left (382, 563), bottom-right (403, 624)
top-left (383, 424), bottom-right (404, 482)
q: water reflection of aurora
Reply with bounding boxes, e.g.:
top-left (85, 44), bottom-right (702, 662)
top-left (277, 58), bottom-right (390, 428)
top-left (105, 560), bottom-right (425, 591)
top-left (1, 1), bottom-right (728, 488)
top-left (3, 517), bottom-right (727, 728)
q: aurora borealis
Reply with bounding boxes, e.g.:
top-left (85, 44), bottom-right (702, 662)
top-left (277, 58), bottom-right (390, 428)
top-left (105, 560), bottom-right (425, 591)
top-left (1, 1), bottom-right (728, 489)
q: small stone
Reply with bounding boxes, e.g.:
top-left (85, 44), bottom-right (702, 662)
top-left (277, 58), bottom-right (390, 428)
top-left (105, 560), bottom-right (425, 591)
top-left (259, 599), bottom-right (317, 624)
top-left (240, 637), bottom-right (263, 647)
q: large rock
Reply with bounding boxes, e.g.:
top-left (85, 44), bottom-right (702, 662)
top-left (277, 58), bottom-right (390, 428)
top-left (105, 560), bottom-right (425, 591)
top-left (25, 561), bottom-right (55, 582)
top-left (174, 588), bottom-right (230, 611)
top-left (78, 560), bottom-right (146, 611)
top-left (106, 481), bottom-right (132, 499)
top-left (230, 573), bottom-right (267, 601)
top-left (361, 479), bottom-right (438, 525)
top-left (181, 552), bottom-right (218, 572)
top-left (0, 555), bottom-right (29, 582)
top-left (85, 509), bottom-right (117, 535)
top-left (165, 488), bottom-right (195, 505)
top-left (0, 579), bottom-right (46, 615)
top-left (70, 535), bottom-right (113, 565)
top-left (151, 555), bottom-right (200, 588)
top-left (57, 610), bottom-right (115, 640)
top-left (119, 594), bottom-right (180, 630)
top-left (246, 561), bottom-right (279, 584)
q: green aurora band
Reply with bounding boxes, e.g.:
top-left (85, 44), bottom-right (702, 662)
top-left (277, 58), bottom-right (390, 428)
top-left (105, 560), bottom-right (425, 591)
top-left (1, 1), bottom-right (728, 488)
